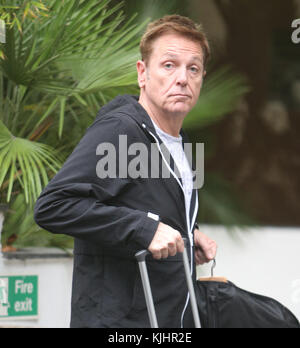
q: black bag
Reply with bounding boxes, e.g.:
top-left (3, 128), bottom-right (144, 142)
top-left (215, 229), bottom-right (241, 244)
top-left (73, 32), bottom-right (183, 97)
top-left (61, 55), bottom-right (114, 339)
top-left (136, 243), bottom-right (299, 328)
top-left (196, 278), bottom-right (300, 328)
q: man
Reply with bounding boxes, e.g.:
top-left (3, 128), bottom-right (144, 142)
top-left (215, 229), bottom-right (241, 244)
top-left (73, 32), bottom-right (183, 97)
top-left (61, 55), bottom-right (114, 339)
top-left (34, 15), bottom-right (217, 328)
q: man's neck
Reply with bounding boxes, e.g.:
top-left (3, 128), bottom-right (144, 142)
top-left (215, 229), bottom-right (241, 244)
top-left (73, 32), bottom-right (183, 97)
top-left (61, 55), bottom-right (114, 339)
top-left (138, 95), bottom-right (184, 138)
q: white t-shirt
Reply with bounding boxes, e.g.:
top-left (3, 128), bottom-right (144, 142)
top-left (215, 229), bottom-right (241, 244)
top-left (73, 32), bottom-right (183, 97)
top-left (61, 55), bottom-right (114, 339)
top-left (150, 118), bottom-right (193, 221)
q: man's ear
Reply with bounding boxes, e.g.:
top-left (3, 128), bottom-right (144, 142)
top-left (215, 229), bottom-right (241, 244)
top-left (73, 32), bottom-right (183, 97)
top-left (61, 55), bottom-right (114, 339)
top-left (136, 60), bottom-right (147, 88)
top-left (203, 70), bottom-right (207, 78)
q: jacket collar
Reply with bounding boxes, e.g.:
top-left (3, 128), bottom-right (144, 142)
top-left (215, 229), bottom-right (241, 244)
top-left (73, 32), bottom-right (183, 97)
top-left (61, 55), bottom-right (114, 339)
top-left (130, 96), bottom-right (190, 141)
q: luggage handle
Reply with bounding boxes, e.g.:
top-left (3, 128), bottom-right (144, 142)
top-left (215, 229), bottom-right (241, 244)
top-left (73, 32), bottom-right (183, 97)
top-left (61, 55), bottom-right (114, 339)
top-left (135, 238), bottom-right (201, 328)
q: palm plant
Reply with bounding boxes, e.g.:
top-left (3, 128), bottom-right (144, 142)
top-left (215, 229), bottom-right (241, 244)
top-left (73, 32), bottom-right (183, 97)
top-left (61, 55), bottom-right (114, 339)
top-left (0, 0), bottom-right (148, 248)
top-left (0, 0), bottom-right (147, 205)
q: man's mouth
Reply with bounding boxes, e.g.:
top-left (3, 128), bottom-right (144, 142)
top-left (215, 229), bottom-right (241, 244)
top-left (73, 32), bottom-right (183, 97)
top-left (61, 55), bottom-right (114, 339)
top-left (170, 94), bottom-right (191, 98)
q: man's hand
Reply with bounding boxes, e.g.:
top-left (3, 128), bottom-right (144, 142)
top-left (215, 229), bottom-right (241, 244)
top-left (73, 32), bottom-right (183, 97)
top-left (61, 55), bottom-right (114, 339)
top-left (194, 228), bottom-right (217, 265)
top-left (148, 222), bottom-right (184, 259)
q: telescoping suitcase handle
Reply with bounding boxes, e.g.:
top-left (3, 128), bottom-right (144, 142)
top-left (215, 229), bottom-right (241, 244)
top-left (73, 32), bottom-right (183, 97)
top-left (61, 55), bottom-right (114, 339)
top-left (135, 238), bottom-right (201, 328)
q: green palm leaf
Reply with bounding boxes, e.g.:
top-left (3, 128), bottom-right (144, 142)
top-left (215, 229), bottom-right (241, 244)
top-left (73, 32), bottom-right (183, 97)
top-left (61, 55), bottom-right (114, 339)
top-left (0, 0), bottom-right (146, 97)
top-left (0, 0), bottom-right (148, 140)
top-left (0, 120), bottom-right (61, 206)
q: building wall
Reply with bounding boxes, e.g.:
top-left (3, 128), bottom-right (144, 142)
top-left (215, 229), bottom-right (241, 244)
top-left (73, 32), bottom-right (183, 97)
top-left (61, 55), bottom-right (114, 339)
top-left (0, 254), bottom-right (73, 328)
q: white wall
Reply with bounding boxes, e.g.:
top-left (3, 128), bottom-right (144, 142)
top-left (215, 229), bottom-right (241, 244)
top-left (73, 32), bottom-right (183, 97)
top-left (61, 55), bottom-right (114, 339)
top-left (197, 225), bottom-right (300, 321)
top-left (0, 211), bottom-right (4, 250)
top-left (0, 255), bottom-right (73, 328)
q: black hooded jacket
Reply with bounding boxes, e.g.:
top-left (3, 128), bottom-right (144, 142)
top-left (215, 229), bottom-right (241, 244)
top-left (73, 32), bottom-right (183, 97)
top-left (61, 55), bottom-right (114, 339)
top-left (34, 95), bottom-right (199, 328)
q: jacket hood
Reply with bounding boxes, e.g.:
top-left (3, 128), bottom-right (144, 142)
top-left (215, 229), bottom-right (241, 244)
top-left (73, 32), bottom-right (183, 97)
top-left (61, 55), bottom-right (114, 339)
top-left (95, 95), bottom-right (139, 121)
top-left (95, 94), bottom-right (158, 136)
top-left (94, 94), bottom-right (189, 143)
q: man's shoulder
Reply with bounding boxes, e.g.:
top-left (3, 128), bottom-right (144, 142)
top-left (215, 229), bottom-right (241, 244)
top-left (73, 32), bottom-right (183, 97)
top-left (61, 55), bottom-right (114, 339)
top-left (93, 109), bottom-right (136, 128)
top-left (87, 106), bottom-right (140, 137)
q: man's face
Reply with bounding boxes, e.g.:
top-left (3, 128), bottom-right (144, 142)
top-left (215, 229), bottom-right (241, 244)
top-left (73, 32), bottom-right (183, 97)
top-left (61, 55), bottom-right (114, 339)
top-left (138, 33), bottom-right (205, 117)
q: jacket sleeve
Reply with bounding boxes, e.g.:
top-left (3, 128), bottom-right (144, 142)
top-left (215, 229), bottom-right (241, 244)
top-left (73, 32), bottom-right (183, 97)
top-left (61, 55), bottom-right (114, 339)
top-left (34, 115), bottom-right (159, 250)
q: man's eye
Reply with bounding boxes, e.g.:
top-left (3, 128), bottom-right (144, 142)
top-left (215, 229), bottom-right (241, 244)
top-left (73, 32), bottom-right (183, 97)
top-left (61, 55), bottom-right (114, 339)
top-left (164, 63), bottom-right (173, 69)
top-left (190, 66), bottom-right (199, 73)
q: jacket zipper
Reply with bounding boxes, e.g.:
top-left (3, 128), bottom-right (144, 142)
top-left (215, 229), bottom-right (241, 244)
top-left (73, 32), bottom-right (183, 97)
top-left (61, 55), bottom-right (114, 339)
top-left (143, 124), bottom-right (198, 328)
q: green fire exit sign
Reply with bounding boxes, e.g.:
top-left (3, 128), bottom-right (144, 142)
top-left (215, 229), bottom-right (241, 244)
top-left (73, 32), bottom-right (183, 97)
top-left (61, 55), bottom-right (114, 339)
top-left (0, 275), bottom-right (38, 319)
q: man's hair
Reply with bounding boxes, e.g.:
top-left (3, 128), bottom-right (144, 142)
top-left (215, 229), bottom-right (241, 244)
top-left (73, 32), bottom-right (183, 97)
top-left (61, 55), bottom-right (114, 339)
top-left (140, 14), bottom-right (211, 68)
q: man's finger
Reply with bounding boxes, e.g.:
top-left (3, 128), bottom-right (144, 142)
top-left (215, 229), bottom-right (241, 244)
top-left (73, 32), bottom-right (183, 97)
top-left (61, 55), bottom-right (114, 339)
top-left (195, 248), bottom-right (209, 265)
top-left (161, 247), bottom-right (169, 259)
top-left (152, 250), bottom-right (162, 260)
top-left (176, 235), bottom-right (185, 253)
top-left (168, 243), bottom-right (177, 257)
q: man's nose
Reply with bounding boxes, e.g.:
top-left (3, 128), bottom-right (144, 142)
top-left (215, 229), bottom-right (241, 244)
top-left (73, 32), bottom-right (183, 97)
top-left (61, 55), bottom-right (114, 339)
top-left (176, 67), bottom-right (188, 86)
